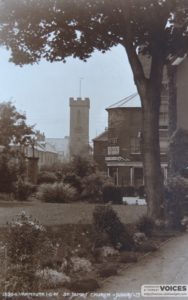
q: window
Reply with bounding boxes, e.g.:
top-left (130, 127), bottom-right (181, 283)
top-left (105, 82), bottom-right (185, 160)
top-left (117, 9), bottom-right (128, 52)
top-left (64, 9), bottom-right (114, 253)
top-left (160, 138), bottom-right (168, 153)
top-left (130, 137), bottom-right (141, 153)
top-left (108, 137), bottom-right (118, 145)
top-left (108, 146), bottom-right (120, 155)
top-left (159, 112), bottom-right (168, 126)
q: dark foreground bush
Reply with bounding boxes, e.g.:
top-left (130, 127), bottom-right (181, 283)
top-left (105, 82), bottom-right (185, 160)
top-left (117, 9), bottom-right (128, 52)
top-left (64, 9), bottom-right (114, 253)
top-left (164, 176), bottom-right (188, 230)
top-left (37, 182), bottom-right (77, 203)
top-left (137, 185), bottom-right (145, 198)
top-left (102, 183), bottom-right (122, 204)
top-left (136, 215), bottom-right (155, 237)
top-left (92, 205), bottom-right (134, 250)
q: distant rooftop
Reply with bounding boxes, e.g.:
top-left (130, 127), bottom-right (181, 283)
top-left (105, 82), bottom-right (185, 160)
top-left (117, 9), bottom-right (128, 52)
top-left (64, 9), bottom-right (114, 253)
top-left (106, 93), bottom-right (141, 109)
top-left (46, 137), bottom-right (69, 154)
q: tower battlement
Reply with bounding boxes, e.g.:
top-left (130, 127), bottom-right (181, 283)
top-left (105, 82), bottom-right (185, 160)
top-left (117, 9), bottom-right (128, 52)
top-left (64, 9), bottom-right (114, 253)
top-left (69, 97), bottom-right (90, 108)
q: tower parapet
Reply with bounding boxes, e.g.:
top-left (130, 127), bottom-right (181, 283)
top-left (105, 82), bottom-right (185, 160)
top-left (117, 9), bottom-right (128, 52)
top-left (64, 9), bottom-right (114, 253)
top-left (69, 97), bottom-right (90, 108)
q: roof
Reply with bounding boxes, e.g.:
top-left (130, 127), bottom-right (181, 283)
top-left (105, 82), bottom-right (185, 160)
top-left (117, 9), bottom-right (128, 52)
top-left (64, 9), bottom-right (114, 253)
top-left (93, 130), bottom-right (108, 142)
top-left (106, 93), bottom-right (141, 110)
top-left (172, 54), bottom-right (187, 66)
top-left (34, 141), bottom-right (57, 154)
top-left (46, 137), bottom-right (69, 154)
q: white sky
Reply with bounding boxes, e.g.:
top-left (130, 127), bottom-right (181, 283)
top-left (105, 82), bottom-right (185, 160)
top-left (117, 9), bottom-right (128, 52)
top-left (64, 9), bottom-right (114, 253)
top-left (0, 44), bottom-right (138, 141)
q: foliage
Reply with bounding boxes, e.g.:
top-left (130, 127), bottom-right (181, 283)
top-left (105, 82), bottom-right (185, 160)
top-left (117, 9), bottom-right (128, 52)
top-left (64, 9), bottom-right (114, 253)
top-left (40, 156), bottom-right (97, 185)
top-left (169, 128), bottom-right (188, 174)
top-left (81, 172), bottom-right (109, 202)
top-left (0, 102), bottom-right (33, 148)
top-left (63, 172), bottom-right (82, 193)
top-left (13, 179), bottom-right (36, 201)
top-left (37, 171), bottom-right (58, 184)
top-left (0, 0), bottom-right (187, 65)
top-left (136, 215), bottom-right (155, 237)
top-left (102, 183), bottom-right (122, 204)
top-left (6, 212), bottom-right (51, 291)
top-left (37, 182), bottom-right (77, 203)
top-left (0, 152), bottom-right (18, 193)
top-left (70, 156), bottom-right (97, 178)
top-left (36, 269), bottom-right (70, 288)
top-left (40, 161), bottom-right (71, 174)
top-left (71, 256), bottom-right (93, 273)
top-left (92, 205), bottom-right (134, 250)
top-left (165, 176), bottom-right (188, 229)
top-left (137, 185), bottom-right (145, 199)
top-left (121, 186), bottom-right (136, 197)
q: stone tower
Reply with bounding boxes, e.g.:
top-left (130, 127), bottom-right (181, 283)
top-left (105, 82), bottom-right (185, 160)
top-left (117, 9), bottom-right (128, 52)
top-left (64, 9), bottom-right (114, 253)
top-left (69, 97), bottom-right (90, 157)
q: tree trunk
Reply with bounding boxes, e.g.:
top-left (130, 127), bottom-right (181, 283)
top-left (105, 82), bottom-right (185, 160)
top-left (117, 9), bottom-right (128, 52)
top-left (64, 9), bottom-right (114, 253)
top-left (123, 42), bottom-right (165, 220)
top-left (142, 87), bottom-right (164, 219)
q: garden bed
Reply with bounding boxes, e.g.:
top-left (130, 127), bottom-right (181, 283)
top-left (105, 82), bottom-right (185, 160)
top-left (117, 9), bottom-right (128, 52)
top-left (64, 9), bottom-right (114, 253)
top-left (0, 221), bottom-right (176, 299)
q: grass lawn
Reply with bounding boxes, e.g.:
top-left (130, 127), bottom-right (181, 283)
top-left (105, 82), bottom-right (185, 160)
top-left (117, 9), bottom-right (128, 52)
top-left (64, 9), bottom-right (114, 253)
top-left (0, 200), bottom-right (147, 226)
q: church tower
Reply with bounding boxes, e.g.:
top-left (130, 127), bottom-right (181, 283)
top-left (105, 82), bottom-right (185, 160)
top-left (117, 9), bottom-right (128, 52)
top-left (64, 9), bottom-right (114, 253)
top-left (69, 97), bottom-right (90, 157)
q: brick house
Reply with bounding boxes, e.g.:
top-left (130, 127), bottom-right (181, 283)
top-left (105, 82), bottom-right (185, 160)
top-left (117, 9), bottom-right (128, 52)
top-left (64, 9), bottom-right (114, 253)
top-left (93, 130), bottom-right (108, 171)
top-left (93, 92), bottom-right (168, 187)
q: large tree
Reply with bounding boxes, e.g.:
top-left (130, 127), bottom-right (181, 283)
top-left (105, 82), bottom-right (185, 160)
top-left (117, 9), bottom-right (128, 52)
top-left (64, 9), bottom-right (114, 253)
top-left (0, 101), bottom-right (34, 148)
top-left (0, 0), bottom-right (188, 219)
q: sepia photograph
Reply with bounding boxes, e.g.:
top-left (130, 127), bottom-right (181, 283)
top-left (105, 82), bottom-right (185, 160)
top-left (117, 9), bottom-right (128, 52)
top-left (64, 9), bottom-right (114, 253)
top-left (0, 0), bottom-right (187, 299)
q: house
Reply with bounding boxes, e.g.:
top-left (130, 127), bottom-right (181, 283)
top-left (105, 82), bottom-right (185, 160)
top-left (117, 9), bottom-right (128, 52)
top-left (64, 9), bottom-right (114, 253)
top-left (93, 92), bottom-right (168, 187)
top-left (172, 55), bottom-right (188, 131)
top-left (93, 130), bottom-right (108, 171)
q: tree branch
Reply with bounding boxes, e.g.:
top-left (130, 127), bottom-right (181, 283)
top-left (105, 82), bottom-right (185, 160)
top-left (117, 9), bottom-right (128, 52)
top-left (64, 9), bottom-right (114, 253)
top-left (121, 40), bottom-right (148, 106)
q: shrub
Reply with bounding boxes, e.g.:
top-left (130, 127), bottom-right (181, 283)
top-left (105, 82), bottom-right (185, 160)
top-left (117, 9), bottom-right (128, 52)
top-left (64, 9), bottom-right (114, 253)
top-left (63, 172), bottom-right (82, 192)
top-left (165, 176), bottom-right (188, 229)
top-left (71, 156), bottom-right (97, 178)
top-left (37, 182), bottom-right (77, 203)
top-left (37, 171), bottom-right (58, 184)
top-left (136, 215), bottom-right (155, 237)
top-left (81, 172), bottom-right (108, 202)
top-left (121, 186), bottom-right (136, 197)
top-left (92, 205), bottom-right (134, 250)
top-left (36, 269), bottom-right (70, 288)
top-left (13, 179), bottom-right (36, 201)
top-left (6, 212), bottom-right (51, 291)
top-left (102, 183), bottom-right (122, 204)
top-left (137, 185), bottom-right (145, 198)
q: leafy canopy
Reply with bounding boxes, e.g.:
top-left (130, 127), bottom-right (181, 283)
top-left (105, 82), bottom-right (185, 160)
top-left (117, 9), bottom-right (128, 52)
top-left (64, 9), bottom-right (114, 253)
top-left (0, 0), bottom-right (188, 66)
top-left (0, 102), bottom-right (34, 147)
